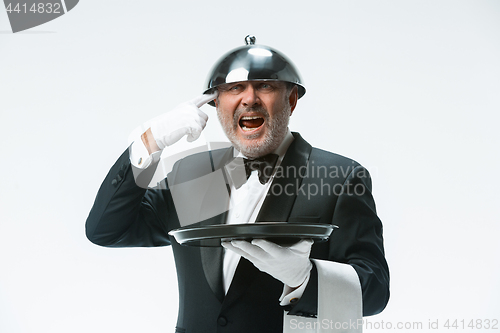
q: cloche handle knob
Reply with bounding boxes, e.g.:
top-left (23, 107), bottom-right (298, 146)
top-left (245, 35), bottom-right (256, 45)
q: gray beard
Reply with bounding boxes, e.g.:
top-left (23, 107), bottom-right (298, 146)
top-left (217, 104), bottom-right (291, 158)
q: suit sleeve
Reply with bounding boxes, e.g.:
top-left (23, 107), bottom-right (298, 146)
top-left (337, 166), bottom-right (390, 315)
top-left (85, 148), bottom-right (176, 247)
top-left (288, 166), bottom-right (390, 317)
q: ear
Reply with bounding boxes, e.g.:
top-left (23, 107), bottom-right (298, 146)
top-left (214, 97), bottom-right (219, 108)
top-left (288, 85), bottom-right (298, 115)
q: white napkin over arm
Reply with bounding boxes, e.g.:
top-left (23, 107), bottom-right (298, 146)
top-left (283, 260), bottom-right (362, 333)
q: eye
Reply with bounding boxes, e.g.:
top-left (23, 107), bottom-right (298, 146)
top-left (228, 84), bottom-right (242, 91)
top-left (258, 83), bottom-right (273, 91)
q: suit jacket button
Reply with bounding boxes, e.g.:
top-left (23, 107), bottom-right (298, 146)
top-left (111, 179), bottom-right (118, 186)
top-left (217, 316), bottom-right (227, 326)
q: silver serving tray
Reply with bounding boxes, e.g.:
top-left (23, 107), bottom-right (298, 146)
top-left (169, 222), bottom-right (337, 247)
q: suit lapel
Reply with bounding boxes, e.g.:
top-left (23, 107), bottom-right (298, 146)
top-left (199, 146), bottom-right (235, 303)
top-left (256, 132), bottom-right (312, 222)
top-left (200, 243), bottom-right (225, 302)
top-left (220, 257), bottom-right (259, 309)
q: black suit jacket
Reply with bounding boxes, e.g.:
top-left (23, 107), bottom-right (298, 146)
top-left (86, 133), bottom-right (389, 333)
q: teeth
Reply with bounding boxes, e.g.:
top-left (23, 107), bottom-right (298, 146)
top-left (241, 116), bottom-right (263, 120)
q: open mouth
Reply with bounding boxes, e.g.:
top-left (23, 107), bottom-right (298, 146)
top-left (239, 115), bottom-right (265, 132)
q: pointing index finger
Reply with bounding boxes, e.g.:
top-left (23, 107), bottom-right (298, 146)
top-left (191, 91), bottom-right (218, 108)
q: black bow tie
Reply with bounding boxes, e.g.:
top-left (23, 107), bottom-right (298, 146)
top-left (244, 154), bottom-right (279, 185)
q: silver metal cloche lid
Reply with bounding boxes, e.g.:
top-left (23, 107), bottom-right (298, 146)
top-left (204, 35), bottom-right (306, 106)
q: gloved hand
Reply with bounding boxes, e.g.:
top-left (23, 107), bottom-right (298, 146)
top-left (222, 238), bottom-right (313, 288)
top-left (150, 91), bottom-right (218, 150)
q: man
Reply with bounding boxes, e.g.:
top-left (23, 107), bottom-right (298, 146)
top-left (86, 36), bottom-right (389, 333)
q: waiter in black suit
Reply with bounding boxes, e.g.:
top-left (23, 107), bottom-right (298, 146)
top-left (86, 36), bottom-right (389, 333)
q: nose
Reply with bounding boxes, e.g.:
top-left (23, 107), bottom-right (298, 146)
top-left (241, 84), bottom-right (261, 107)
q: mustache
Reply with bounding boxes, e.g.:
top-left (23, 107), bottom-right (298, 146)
top-left (233, 106), bottom-right (270, 124)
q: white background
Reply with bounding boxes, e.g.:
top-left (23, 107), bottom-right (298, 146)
top-left (1, 1), bottom-right (499, 332)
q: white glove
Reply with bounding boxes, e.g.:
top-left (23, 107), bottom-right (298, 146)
top-left (222, 238), bottom-right (313, 288)
top-left (150, 92), bottom-right (218, 149)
